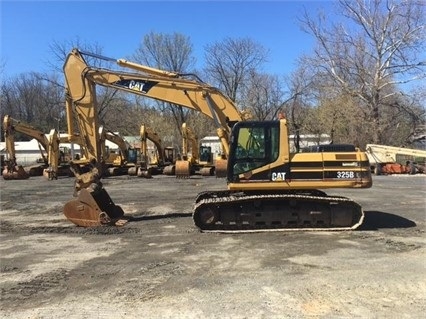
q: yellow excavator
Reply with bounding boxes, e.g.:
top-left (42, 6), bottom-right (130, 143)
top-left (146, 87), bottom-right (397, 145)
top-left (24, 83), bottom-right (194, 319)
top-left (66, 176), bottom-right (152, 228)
top-left (62, 48), bottom-right (372, 231)
top-left (2, 115), bottom-right (75, 180)
top-left (2, 115), bottom-right (130, 180)
top-left (135, 124), bottom-right (177, 177)
top-left (98, 127), bottom-right (138, 176)
top-left (2, 115), bottom-right (31, 180)
top-left (175, 122), bottom-right (198, 178)
top-left (176, 122), bottom-right (215, 178)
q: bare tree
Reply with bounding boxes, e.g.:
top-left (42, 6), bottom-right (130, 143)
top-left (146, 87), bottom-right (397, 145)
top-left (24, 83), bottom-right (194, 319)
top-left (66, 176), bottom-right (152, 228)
top-left (47, 37), bottom-right (105, 74)
top-left (47, 39), bottom-right (139, 132)
top-left (132, 32), bottom-right (197, 135)
top-left (239, 71), bottom-right (285, 120)
top-left (304, 93), bottom-right (370, 147)
top-left (300, 0), bottom-right (426, 144)
top-left (0, 58), bottom-right (5, 77)
top-left (276, 64), bottom-right (319, 142)
top-left (0, 73), bottom-right (64, 137)
top-left (203, 37), bottom-right (269, 104)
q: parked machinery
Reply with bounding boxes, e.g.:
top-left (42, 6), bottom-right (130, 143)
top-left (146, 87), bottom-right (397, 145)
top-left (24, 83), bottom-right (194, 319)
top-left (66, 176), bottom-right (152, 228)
top-left (62, 48), bottom-right (372, 231)
top-left (175, 123), bottom-right (215, 178)
top-left (126, 124), bottom-right (177, 178)
top-left (2, 115), bottom-right (73, 180)
top-left (2, 115), bottom-right (133, 180)
top-left (2, 115), bottom-right (31, 180)
top-left (137, 124), bottom-right (177, 177)
top-left (98, 127), bottom-right (138, 176)
top-left (365, 144), bottom-right (426, 175)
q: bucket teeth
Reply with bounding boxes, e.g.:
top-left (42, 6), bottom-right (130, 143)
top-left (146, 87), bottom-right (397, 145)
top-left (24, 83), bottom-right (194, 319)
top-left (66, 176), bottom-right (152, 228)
top-left (175, 160), bottom-right (191, 178)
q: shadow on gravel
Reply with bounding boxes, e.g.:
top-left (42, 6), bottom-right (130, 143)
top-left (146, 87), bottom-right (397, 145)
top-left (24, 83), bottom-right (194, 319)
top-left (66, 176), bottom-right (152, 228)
top-left (129, 212), bottom-right (192, 222)
top-left (358, 211), bottom-right (417, 230)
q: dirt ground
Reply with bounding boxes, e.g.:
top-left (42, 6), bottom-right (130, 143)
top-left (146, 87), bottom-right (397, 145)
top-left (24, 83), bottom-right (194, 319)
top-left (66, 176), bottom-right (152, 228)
top-left (0, 173), bottom-right (425, 318)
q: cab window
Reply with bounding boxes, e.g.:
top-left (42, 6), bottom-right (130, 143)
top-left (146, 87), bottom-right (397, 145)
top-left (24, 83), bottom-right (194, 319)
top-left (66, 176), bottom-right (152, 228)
top-left (232, 124), bottom-right (279, 175)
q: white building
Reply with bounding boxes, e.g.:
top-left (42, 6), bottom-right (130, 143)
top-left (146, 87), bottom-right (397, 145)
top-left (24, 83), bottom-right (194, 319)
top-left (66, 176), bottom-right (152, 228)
top-left (289, 134), bottom-right (331, 152)
top-left (200, 136), bottom-right (223, 158)
top-left (1, 138), bottom-right (121, 166)
top-left (196, 134), bottom-right (332, 159)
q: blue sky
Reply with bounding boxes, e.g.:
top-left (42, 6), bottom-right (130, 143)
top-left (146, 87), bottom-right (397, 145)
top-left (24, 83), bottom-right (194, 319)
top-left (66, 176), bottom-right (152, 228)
top-left (1, 1), bottom-right (333, 79)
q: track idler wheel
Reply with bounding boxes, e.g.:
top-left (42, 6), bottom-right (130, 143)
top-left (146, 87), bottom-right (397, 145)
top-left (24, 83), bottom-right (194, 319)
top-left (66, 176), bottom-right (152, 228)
top-left (162, 165), bottom-right (175, 176)
top-left (200, 166), bottom-right (215, 176)
top-left (193, 205), bottom-right (219, 230)
top-left (137, 167), bottom-right (152, 178)
top-left (127, 166), bottom-right (137, 176)
top-left (63, 184), bottom-right (125, 227)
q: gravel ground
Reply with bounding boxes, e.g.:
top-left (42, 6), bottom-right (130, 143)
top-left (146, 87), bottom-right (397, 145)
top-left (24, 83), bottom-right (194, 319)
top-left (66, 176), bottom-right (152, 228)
top-left (0, 174), bottom-right (425, 318)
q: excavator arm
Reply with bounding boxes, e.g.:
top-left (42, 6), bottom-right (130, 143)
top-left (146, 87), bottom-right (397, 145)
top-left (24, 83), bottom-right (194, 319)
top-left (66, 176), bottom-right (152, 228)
top-left (141, 125), bottom-right (167, 165)
top-left (62, 48), bottom-right (244, 226)
top-left (175, 122), bottom-right (199, 178)
top-left (64, 49), bottom-right (244, 160)
top-left (99, 127), bottom-right (131, 166)
top-left (2, 115), bottom-right (30, 179)
top-left (3, 115), bottom-right (49, 161)
top-left (182, 123), bottom-right (199, 162)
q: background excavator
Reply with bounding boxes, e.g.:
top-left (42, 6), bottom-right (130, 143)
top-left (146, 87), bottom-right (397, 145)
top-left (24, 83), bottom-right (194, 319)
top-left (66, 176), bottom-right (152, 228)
top-left (2, 115), bottom-right (134, 181)
top-left (2, 115), bottom-right (31, 180)
top-left (176, 122), bottom-right (215, 178)
top-left (134, 124), bottom-right (177, 177)
top-left (2, 115), bottom-right (75, 180)
top-left (62, 48), bottom-right (372, 231)
top-left (98, 127), bottom-right (138, 176)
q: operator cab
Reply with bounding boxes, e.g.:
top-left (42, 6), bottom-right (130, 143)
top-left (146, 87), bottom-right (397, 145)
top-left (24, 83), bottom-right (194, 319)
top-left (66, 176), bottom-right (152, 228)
top-left (227, 121), bottom-right (280, 182)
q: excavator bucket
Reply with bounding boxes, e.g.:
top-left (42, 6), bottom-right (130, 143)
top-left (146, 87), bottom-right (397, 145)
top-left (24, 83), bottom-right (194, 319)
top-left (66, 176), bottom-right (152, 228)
top-left (214, 158), bottom-right (227, 178)
top-left (175, 160), bottom-right (191, 178)
top-left (63, 187), bottom-right (125, 227)
top-left (2, 165), bottom-right (30, 180)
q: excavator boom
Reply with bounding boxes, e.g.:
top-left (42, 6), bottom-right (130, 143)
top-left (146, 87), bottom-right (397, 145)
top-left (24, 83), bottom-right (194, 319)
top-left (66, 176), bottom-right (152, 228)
top-left (133, 124), bottom-right (177, 177)
top-left (62, 48), bottom-right (245, 226)
top-left (64, 49), bottom-right (244, 160)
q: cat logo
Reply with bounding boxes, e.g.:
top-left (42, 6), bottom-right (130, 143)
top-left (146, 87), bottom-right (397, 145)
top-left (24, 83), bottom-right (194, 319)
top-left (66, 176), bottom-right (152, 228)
top-left (128, 80), bottom-right (148, 92)
top-left (271, 172), bottom-right (286, 181)
top-left (114, 79), bottom-right (158, 94)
